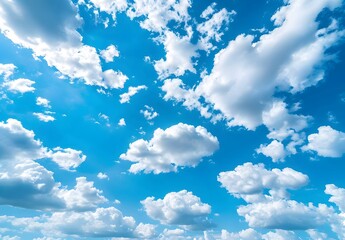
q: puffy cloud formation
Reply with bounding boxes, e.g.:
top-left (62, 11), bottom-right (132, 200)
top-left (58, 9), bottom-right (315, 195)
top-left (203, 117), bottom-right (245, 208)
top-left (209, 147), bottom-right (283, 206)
top-left (154, 31), bottom-right (198, 79)
top-left (218, 162), bottom-right (309, 202)
top-left (119, 85), bottom-right (147, 103)
top-left (100, 44), bottom-right (120, 62)
top-left (141, 190), bottom-right (212, 230)
top-left (3, 78), bottom-right (35, 93)
top-left (120, 123), bottom-right (219, 174)
top-left (0, 0), bottom-right (125, 89)
top-left (46, 147), bottom-right (86, 171)
top-left (303, 126), bottom-right (345, 157)
top-left (102, 69), bottom-right (128, 89)
top-left (2, 207), bottom-right (155, 239)
top-left (127, 0), bottom-right (191, 33)
top-left (237, 200), bottom-right (328, 230)
top-left (36, 97), bottom-right (51, 108)
top-left (160, 0), bottom-right (344, 132)
top-left (0, 119), bottom-right (101, 210)
top-left (256, 140), bottom-right (288, 163)
top-left (0, 63), bottom-right (16, 80)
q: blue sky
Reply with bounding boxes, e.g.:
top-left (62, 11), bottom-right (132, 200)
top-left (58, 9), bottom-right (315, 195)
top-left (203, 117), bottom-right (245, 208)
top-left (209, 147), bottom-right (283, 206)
top-left (1, 0), bottom-right (345, 239)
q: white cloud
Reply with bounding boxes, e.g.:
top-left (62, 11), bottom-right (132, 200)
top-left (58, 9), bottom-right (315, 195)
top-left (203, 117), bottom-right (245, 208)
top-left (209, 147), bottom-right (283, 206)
top-left (118, 118), bottom-right (126, 126)
top-left (325, 184), bottom-right (345, 213)
top-left (154, 31), bottom-right (198, 79)
top-left (0, 63), bottom-right (16, 80)
top-left (97, 172), bottom-right (109, 180)
top-left (306, 229), bottom-right (328, 240)
top-left (86, 0), bottom-right (127, 23)
top-left (140, 105), bottom-right (158, 121)
top-left (5, 207), bottom-right (153, 239)
top-left (218, 162), bottom-right (309, 203)
top-left (197, 7), bottom-right (235, 51)
top-left (58, 177), bottom-right (107, 211)
top-left (119, 85), bottom-right (147, 104)
top-left (33, 113), bottom-right (55, 122)
top-left (220, 228), bottom-right (261, 240)
top-left (100, 44), bottom-right (119, 62)
top-left (0, 118), bottom-right (105, 211)
top-left (192, 0), bottom-right (344, 130)
top-left (303, 126), bottom-right (345, 157)
top-left (141, 190), bottom-right (212, 230)
top-left (256, 140), bottom-right (288, 163)
top-left (237, 200), bottom-right (328, 230)
top-left (0, 0), bottom-right (124, 89)
top-left (127, 0), bottom-right (191, 33)
top-left (120, 123), bottom-right (219, 174)
top-left (3, 78), bottom-right (35, 93)
top-left (46, 147), bottom-right (86, 171)
top-left (262, 230), bottom-right (300, 240)
top-left (102, 69), bottom-right (128, 89)
top-left (36, 97), bottom-right (51, 108)
top-left (161, 78), bottom-right (212, 119)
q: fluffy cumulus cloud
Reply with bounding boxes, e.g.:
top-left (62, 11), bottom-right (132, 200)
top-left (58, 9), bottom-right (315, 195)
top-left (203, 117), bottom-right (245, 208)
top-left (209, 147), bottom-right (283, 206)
top-left (141, 190), bottom-right (213, 230)
top-left (2, 207), bottom-right (155, 239)
top-left (218, 162), bottom-right (309, 202)
top-left (2, 78), bottom-right (35, 94)
top-left (237, 200), bottom-right (328, 230)
top-left (303, 126), bottom-right (345, 157)
top-left (100, 44), bottom-right (120, 62)
top-left (0, 0), bottom-right (125, 89)
top-left (163, 0), bottom-right (345, 131)
top-left (36, 97), bottom-right (51, 108)
top-left (102, 69), bottom-right (128, 89)
top-left (120, 123), bottom-right (219, 174)
top-left (119, 85), bottom-right (147, 103)
top-left (127, 0), bottom-right (191, 33)
top-left (0, 63), bottom-right (16, 80)
top-left (46, 147), bottom-right (86, 171)
top-left (0, 118), bottom-right (104, 211)
top-left (154, 31), bottom-right (198, 79)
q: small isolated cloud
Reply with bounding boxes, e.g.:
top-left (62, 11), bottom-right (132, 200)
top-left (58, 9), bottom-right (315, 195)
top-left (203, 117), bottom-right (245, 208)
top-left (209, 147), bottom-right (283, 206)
top-left (120, 123), bottom-right (219, 174)
top-left (3, 78), bottom-right (35, 93)
top-left (0, 63), bottom-right (16, 80)
top-left (118, 118), bottom-right (126, 126)
top-left (36, 97), bottom-right (51, 108)
top-left (46, 147), bottom-right (86, 171)
top-left (119, 85), bottom-right (147, 104)
top-left (102, 69), bottom-right (128, 89)
top-left (140, 105), bottom-right (158, 121)
top-left (141, 190), bottom-right (213, 230)
top-left (100, 44), bottom-right (119, 62)
top-left (33, 112), bottom-right (55, 122)
top-left (97, 172), bottom-right (109, 180)
top-left (303, 126), bottom-right (345, 157)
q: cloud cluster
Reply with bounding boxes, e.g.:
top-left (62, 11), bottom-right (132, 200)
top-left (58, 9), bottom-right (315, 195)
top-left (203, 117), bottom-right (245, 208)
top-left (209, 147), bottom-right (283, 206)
top-left (120, 123), bottom-right (219, 174)
top-left (141, 190), bottom-right (212, 230)
top-left (0, 118), bottom-right (94, 210)
top-left (0, 0), bottom-right (127, 89)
